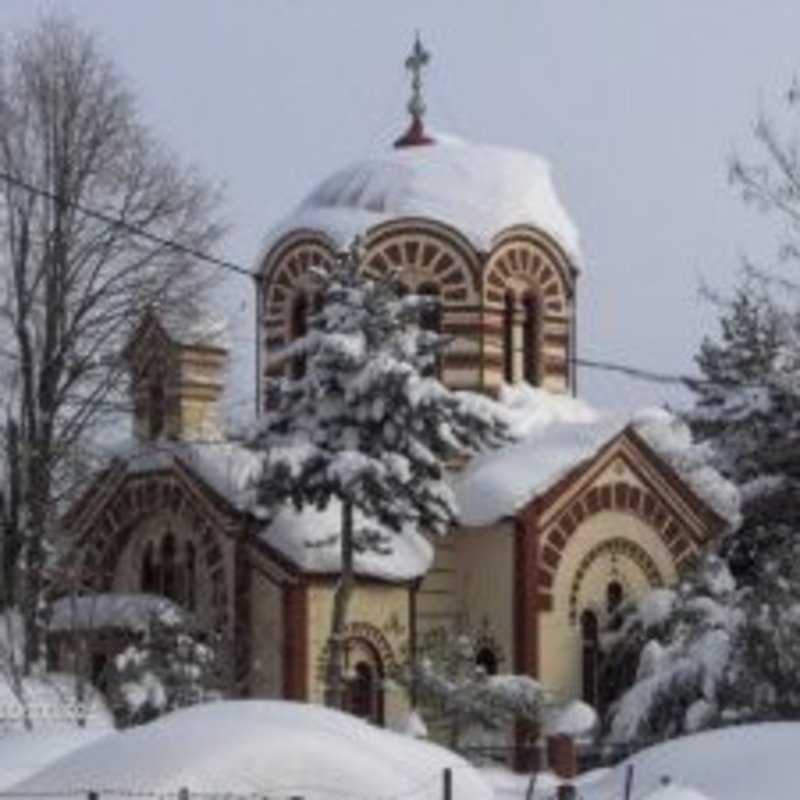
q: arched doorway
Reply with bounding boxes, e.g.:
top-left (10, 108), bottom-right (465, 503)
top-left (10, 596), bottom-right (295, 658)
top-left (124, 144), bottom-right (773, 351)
top-left (343, 638), bottom-right (385, 725)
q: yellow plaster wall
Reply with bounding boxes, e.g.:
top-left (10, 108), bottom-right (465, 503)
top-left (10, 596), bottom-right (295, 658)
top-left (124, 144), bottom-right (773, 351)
top-left (539, 510), bottom-right (678, 703)
top-left (306, 582), bottom-right (412, 727)
top-left (453, 525), bottom-right (515, 669)
top-left (248, 569), bottom-right (284, 696)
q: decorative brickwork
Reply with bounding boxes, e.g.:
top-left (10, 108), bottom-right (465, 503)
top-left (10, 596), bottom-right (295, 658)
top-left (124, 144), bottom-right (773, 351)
top-left (76, 472), bottom-right (233, 630)
top-left (535, 480), bottom-right (695, 610)
top-left (567, 537), bottom-right (663, 623)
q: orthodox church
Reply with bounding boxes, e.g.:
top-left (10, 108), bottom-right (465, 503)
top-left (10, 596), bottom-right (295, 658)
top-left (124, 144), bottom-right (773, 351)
top-left (55, 38), bottom-right (737, 734)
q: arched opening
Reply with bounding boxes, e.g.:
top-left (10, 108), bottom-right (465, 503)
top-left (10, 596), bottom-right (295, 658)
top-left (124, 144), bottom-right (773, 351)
top-left (418, 282), bottom-right (442, 377)
top-left (347, 661), bottom-right (378, 721)
top-left (581, 609), bottom-right (600, 707)
top-left (185, 541), bottom-right (197, 612)
top-left (148, 381), bottom-right (165, 440)
top-left (289, 292), bottom-right (309, 380)
top-left (161, 533), bottom-right (177, 603)
top-left (503, 290), bottom-right (516, 383)
top-left (343, 638), bottom-right (385, 725)
top-left (141, 542), bottom-right (158, 594)
top-left (607, 581), bottom-right (624, 615)
top-left (522, 292), bottom-right (539, 385)
top-left (475, 646), bottom-right (499, 676)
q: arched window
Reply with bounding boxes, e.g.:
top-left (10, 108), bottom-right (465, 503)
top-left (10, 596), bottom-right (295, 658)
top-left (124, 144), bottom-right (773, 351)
top-left (418, 283), bottom-right (442, 377)
top-left (581, 609), bottom-right (600, 707)
top-left (607, 581), bottom-right (624, 615)
top-left (149, 381), bottom-right (165, 439)
top-left (141, 542), bottom-right (158, 594)
top-left (290, 292), bottom-right (309, 380)
top-left (475, 647), bottom-right (499, 676)
top-left (161, 534), bottom-right (177, 603)
top-left (185, 541), bottom-right (197, 612)
top-left (522, 292), bottom-right (538, 385)
top-left (503, 290), bottom-right (516, 383)
top-left (348, 661), bottom-right (376, 721)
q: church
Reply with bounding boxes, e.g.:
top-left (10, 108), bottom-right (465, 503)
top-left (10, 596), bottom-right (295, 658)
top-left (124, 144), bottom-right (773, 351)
top-left (54, 37), bottom-right (738, 735)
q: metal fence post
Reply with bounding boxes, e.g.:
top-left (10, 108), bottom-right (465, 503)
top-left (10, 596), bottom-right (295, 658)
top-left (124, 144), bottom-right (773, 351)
top-left (443, 767), bottom-right (453, 800)
top-left (178, 787), bottom-right (190, 800)
top-left (624, 764), bottom-right (635, 800)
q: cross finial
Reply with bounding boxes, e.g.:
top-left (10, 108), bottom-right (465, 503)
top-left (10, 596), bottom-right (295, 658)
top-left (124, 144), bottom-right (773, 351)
top-left (405, 32), bottom-right (430, 119)
top-left (394, 32), bottom-right (435, 149)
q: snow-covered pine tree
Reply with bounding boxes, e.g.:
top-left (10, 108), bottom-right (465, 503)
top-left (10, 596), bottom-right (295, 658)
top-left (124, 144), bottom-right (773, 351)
top-left (603, 553), bottom-right (740, 744)
top-left (726, 536), bottom-right (800, 721)
top-left (107, 602), bottom-right (223, 727)
top-left (252, 239), bottom-right (512, 708)
top-left (686, 284), bottom-right (800, 581)
top-left (402, 625), bottom-right (547, 756)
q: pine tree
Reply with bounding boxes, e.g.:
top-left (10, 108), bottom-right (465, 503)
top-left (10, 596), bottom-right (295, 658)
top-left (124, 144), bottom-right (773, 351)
top-left (252, 240), bottom-right (512, 708)
top-left (686, 285), bottom-right (800, 581)
top-left (401, 625), bottom-right (547, 756)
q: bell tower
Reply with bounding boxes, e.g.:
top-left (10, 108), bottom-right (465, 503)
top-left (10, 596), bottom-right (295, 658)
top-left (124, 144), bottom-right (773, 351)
top-left (126, 310), bottom-right (228, 442)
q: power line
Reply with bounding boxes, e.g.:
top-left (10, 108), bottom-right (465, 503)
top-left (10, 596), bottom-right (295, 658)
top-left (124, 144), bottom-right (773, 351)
top-left (0, 169), bottom-right (255, 281)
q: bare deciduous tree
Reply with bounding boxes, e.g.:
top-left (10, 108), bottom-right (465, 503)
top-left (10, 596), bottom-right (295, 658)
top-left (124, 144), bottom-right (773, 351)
top-left (0, 15), bottom-right (225, 671)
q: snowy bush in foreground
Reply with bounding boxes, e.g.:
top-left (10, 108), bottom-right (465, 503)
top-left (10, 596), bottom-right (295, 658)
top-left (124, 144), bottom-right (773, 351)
top-left (605, 554), bottom-right (740, 743)
top-left (400, 626), bottom-right (548, 756)
top-left (107, 602), bottom-right (224, 727)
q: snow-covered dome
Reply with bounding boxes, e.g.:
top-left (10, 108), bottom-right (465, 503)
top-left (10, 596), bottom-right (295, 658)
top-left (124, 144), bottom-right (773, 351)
top-left (262, 135), bottom-right (580, 260)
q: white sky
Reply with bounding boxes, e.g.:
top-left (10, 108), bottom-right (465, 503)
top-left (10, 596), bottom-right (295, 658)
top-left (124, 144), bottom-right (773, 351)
top-left (1, 0), bottom-right (798, 418)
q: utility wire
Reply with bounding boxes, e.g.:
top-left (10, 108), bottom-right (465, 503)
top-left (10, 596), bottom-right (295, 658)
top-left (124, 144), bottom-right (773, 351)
top-left (0, 169), bottom-right (255, 280)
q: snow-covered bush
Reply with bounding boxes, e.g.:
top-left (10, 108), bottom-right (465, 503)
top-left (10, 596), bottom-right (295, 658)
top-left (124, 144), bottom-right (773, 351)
top-left (106, 602), bottom-right (224, 727)
top-left (604, 554), bottom-right (740, 743)
top-left (400, 626), bottom-right (547, 756)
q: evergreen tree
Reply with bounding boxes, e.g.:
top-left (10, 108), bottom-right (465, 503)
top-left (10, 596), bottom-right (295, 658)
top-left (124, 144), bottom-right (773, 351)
top-left (401, 625), bottom-right (547, 756)
top-left (252, 240), bottom-right (512, 708)
top-left (604, 554), bottom-right (739, 744)
top-left (107, 603), bottom-right (223, 727)
top-left (686, 285), bottom-right (800, 581)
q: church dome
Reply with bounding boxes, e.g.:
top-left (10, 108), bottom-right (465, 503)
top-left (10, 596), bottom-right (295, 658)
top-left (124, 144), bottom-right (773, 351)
top-left (263, 135), bottom-right (580, 260)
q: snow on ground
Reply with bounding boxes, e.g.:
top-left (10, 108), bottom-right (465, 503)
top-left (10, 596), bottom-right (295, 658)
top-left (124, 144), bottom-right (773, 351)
top-left (482, 723), bottom-right (800, 800)
top-left (454, 385), bottom-right (740, 529)
top-left (261, 135), bottom-right (580, 261)
top-left (10, 700), bottom-right (493, 800)
top-left (0, 728), bottom-right (112, 790)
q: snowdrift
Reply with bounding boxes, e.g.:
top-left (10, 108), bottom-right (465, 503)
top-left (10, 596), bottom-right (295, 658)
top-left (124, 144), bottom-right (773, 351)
top-left (10, 700), bottom-right (493, 800)
top-left (580, 722), bottom-right (800, 800)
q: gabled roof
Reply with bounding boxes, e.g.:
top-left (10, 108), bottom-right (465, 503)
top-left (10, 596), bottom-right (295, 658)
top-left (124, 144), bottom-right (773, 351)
top-left (452, 386), bottom-right (740, 531)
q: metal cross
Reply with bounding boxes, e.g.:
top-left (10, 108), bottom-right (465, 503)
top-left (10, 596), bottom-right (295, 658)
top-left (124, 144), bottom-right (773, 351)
top-left (405, 32), bottom-right (431, 119)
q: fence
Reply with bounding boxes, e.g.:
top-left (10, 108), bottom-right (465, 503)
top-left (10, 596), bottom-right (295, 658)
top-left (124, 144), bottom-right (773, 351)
top-left (0, 768), bottom-right (466, 800)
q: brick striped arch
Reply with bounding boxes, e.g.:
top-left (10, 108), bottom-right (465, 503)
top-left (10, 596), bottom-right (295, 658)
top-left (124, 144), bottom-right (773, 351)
top-left (483, 228), bottom-right (573, 313)
top-left (568, 537), bottom-right (664, 624)
top-left (362, 219), bottom-right (481, 301)
top-left (483, 227), bottom-right (575, 390)
top-left (260, 232), bottom-right (337, 360)
top-left (76, 474), bottom-right (232, 629)
top-left (537, 481), bottom-right (696, 611)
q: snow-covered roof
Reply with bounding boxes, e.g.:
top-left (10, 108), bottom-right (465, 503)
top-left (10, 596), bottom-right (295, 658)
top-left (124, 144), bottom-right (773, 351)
top-left (11, 700), bottom-right (493, 800)
top-left (157, 306), bottom-right (231, 351)
top-left (261, 135), bottom-right (580, 261)
top-left (107, 439), bottom-right (431, 581)
top-left (108, 438), bottom-right (262, 509)
top-left (453, 385), bottom-right (740, 529)
top-left (260, 501), bottom-right (433, 582)
top-left (49, 594), bottom-right (183, 634)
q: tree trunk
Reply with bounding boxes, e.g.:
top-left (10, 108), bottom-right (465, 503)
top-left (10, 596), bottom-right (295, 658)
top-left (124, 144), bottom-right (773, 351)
top-left (325, 500), bottom-right (355, 710)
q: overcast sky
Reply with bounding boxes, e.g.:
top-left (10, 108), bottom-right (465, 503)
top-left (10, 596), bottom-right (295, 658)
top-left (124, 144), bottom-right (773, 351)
top-left (2, 1), bottom-right (799, 418)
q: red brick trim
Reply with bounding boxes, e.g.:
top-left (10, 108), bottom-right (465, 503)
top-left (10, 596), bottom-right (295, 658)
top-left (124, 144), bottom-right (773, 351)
top-left (514, 511), bottom-right (540, 679)
top-left (282, 583), bottom-right (308, 700)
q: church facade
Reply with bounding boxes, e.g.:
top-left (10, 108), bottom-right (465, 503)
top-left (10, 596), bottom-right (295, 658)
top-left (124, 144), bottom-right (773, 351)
top-left (56, 41), bottom-right (735, 737)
